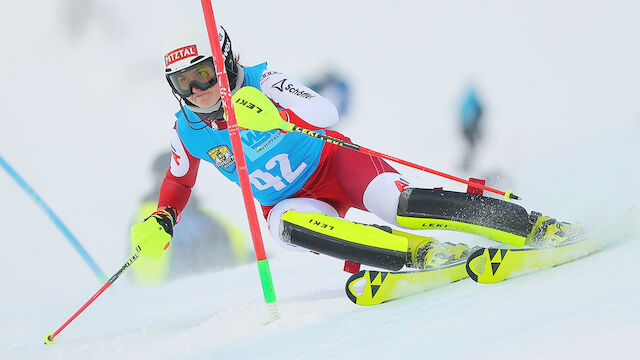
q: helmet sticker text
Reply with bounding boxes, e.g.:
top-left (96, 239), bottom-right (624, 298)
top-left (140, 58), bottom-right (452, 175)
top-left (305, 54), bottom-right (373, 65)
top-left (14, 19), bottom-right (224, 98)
top-left (165, 45), bottom-right (198, 67)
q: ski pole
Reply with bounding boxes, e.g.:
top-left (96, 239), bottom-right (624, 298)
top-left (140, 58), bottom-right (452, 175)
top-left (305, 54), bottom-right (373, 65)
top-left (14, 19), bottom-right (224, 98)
top-left (0, 155), bottom-right (107, 280)
top-left (200, 0), bottom-right (279, 323)
top-left (231, 86), bottom-right (520, 202)
top-left (44, 246), bottom-right (142, 345)
top-left (292, 130), bottom-right (519, 201)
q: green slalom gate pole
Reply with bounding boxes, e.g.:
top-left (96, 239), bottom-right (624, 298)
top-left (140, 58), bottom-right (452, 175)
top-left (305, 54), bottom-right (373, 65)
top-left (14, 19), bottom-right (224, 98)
top-left (200, 0), bottom-right (279, 321)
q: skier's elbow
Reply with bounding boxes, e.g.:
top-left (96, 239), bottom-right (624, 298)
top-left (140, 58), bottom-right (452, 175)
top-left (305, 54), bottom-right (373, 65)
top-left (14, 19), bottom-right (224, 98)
top-left (319, 99), bottom-right (339, 128)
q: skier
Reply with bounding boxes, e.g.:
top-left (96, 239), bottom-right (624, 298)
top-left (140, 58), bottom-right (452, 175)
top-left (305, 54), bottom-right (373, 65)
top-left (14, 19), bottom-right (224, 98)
top-left (130, 151), bottom-right (250, 284)
top-left (131, 24), bottom-right (578, 272)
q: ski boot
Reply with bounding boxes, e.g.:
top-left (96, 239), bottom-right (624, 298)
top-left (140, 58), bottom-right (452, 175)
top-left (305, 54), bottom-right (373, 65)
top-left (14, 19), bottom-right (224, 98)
top-left (526, 212), bottom-right (582, 247)
top-left (409, 238), bottom-right (471, 269)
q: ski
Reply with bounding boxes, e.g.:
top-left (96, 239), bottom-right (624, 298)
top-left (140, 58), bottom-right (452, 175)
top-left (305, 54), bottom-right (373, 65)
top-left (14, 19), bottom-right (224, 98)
top-left (345, 260), bottom-right (468, 305)
top-left (465, 236), bottom-right (607, 284)
top-left (466, 208), bottom-right (639, 284)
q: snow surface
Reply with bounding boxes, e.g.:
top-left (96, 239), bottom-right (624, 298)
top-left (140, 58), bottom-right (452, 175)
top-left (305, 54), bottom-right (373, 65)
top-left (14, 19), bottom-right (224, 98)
top-left (2, 1), bottom-right (640, 359)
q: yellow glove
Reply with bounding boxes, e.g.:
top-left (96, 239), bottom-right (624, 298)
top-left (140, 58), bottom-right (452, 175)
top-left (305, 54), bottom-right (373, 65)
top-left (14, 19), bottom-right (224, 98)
top-left (130, 208), bottom-right (175, 259)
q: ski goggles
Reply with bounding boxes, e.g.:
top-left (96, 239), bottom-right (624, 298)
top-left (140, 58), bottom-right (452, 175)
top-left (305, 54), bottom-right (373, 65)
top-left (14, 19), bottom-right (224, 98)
top-left (166, 57), bottom-right (218, 98)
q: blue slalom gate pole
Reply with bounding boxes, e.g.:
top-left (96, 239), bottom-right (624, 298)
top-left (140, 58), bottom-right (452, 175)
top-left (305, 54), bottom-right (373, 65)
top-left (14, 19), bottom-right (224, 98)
top-left (0, 155), bottom-right (107, 281)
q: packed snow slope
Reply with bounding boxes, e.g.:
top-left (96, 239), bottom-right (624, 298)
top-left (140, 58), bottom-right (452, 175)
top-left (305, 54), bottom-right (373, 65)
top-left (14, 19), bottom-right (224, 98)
top-left (1, 1), bottom-right (639, 359)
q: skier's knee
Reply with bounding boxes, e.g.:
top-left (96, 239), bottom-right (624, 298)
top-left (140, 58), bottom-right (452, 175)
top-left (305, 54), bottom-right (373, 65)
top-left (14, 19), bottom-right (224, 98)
top-left (362, 172), bottom-right (410, 226)
top-left (267, 198), bottom-right (339, 251)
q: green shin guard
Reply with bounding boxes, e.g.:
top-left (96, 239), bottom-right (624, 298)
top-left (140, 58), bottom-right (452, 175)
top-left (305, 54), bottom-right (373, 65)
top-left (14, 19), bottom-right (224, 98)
top-left (280, 212), bottom-right (409, 271)
top-left (397, 188), bottom-right (533, 247)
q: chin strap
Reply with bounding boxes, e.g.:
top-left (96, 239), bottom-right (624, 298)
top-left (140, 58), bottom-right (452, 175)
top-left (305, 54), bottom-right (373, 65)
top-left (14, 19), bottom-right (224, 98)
top-left (172, 92), bottom-right (210, 130)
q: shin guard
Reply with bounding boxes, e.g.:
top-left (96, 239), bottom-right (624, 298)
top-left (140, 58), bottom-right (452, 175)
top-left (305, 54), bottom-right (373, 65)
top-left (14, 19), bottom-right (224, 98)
top-left (280, 212), bottom-right (408, 271)
top-left (397, 188), bottom-right (533, 247)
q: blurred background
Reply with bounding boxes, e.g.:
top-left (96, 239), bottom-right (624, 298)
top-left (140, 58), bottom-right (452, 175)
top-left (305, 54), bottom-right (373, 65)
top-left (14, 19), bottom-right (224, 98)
top-left (1, 1), bottom-right (639, 355)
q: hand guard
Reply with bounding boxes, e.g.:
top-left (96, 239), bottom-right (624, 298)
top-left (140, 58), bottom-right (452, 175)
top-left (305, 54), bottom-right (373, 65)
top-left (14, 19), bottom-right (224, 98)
top-left (130, 208), bottom-right (176, 259)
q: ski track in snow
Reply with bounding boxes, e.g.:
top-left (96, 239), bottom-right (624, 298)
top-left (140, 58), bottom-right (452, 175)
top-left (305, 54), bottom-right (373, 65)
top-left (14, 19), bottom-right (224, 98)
top-left (2, 1), bottom-right (639, 359)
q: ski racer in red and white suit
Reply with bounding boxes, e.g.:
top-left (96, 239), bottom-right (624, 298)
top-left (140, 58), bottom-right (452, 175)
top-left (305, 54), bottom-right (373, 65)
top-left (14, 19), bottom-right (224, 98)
top-left (132, 23), bottom-right (573, 272)
top-left (159, 67), bottom-right (408, 251)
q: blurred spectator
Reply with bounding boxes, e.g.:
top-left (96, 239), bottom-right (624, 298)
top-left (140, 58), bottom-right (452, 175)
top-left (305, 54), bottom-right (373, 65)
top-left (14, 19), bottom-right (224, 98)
top-left (130, 151), bottom-right (251, 285)
top-left (459, 85), bottom-right (484, 172)
top-left (307, 69), bottom-right (351, 118)
top-left (60, 0), bottom-right (122, 43)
